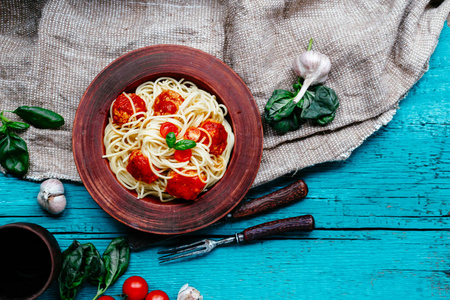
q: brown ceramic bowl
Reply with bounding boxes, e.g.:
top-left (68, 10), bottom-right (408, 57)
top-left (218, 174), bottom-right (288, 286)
top-left (73, 45), bottom-right (263, 235)
top-left (0, 222), bottom-right (61, 300)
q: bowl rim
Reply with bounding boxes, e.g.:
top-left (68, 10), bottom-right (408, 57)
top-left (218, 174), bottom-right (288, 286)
top-left (73, 44), bottom-right (263, 235)
top-left (0, 222), bottom-right (61, 300)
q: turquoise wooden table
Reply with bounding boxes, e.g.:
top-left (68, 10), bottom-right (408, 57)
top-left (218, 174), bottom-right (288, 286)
top-left (1, 25), bottom-right (449, 300)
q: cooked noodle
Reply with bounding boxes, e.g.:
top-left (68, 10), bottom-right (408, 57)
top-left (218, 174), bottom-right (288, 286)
top-left (103, 77), bottom-right (234, 201)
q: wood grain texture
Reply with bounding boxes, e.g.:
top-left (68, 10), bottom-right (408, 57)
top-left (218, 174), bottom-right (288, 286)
top-left (231, 180), bottom-right (308, 218)
top-left (72, 45), bottom-right (263, 235)
top-left (242, 215), bottom-right (314, 242)
top-left (0, 25), bottom-right (449, 300)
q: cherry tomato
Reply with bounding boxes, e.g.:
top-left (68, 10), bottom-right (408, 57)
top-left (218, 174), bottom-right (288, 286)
top-left (98, 296), bottom-right (115, 300)
top-left (145, 290), bottom-right (170, 300)
top-left (174, 149), bottom-right (192, 162)
top-left (160, 122), bottom-right (179, 138)
top-left (184, 127), bottom-right (201, 142)
top-left (122, 276), bottom-right (149, 300)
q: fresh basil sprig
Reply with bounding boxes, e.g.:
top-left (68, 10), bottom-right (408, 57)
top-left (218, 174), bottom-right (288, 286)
top-left (0, 107), bottom-right (64, 176)
top-left (0, 132), bottom-right (29, 176)
top-left (82, 243), bottom-right (105, 286)
top-left (59, 237), bottom-right (130, 300)
top-left (165, 131), bottom-right (197, 150)
top-left (264, 78), bottom-right (339, 133)
top-left (0, 112), bottom-right (30, 176)
top-left (93, 237), bottom-right (130, 299)
top-left (59, 241), bottom-right (94, 300)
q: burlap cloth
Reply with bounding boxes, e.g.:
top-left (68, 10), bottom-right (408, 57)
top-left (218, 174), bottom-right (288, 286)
top-left (1, 0), bottom-right (449, 186)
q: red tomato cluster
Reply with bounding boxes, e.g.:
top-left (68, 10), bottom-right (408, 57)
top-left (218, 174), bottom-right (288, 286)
top-left (123, 276), bottom-right (169, 300)
top-left (98, 276), bottom-right (169, 300)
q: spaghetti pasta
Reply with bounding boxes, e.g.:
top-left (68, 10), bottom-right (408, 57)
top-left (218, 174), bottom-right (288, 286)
top-left (103, 77), bottom-right (234, 201)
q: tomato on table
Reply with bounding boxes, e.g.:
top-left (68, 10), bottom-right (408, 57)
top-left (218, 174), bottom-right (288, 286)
top-left (174, 149), bottom-right (192, 162)
top-left (145, 290), bottom-right (169, 300)
top-left (122, 276), bottom-right (149, 300)
top-left (160, 122), bottom-right (179, 138)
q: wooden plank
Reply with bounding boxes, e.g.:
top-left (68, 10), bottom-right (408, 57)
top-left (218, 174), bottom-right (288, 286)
top-left (36, 230), bottom-right (450, 299)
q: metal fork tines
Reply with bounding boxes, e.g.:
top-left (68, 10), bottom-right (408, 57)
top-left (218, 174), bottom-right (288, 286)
top-left (158, 234), bottom-right (241, 263)
top-left (158, 215), bottom-right (315, 263)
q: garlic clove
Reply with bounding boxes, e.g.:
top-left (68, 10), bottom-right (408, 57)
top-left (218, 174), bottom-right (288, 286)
top-left (177, 284), bottom-right (203, 300)
top-left (39, 179), bottom-right (65, 200)
top-left (293, 51), bottom-right (331, 84)
top-left (37, 179), bottom-right (66, 215)
top-left (46, 195), bottom-right (67, 215)
top-left (292, 39), bottom-right (332, 105)
top-left (37, 191), bottom-right (49, 209)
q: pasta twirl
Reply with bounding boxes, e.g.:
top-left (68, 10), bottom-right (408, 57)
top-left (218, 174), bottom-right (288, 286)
top-left (103, 77), bottom-right (234, 201)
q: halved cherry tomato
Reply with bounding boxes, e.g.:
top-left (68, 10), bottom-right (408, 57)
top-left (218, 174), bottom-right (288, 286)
top-left (145, 290), bottom-right (169, 300)
top-left (160, 122), bottom-right (179, 138)
top-left (174, 149), bottom-right (192, 162)
top-left (184, 127), bottom-right (201, 142)
top-left (122, 276), bottom-right (149, 300)
top-left (98, 296), bottom-right (115, 300)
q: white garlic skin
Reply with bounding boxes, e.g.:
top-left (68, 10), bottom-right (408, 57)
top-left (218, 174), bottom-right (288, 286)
top-left (37, 179), bottom-right (66, 215)
top-left (293, 50), bottom-right (331, 84)
top-left (39, 179), bottom-right (65, 198)
top-left (177, 284), bottom-right (203, 300)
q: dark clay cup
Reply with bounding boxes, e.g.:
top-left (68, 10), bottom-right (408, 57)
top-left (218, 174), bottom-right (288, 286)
top-left (0, 222), bottom-right (62, 300)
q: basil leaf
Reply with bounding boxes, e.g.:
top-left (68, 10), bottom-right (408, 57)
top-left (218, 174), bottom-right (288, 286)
top-left (59, 241), bottom-right (86, 300)
top-left (301, 86), bottom-right (339, 119)
top-left (266, 106), bottom-right (305, 133)
top-left (6, 121), bottom-right (30, 130)
top-left (166, 132), bottom-right (176, 148)
top-left (264, 78), bottom-right (339, 133)
top-left (0, 132), bottom-right (29, 176)
top-left (94, 237), bottom-right (130, 299)
top-left (13, 106), bottom-right (65, 129)
top-left (264, 89), bottom-right (296, 122)
top-left (60, 238), bottom-right (129, 300)
top-left (174, 139), bottom-right (196, 150)
top-left (0, 125), bottom-right (7, 135)
top-left (82, 243), bottom-right (105, 285)
top-left (315, 111), bottom-right (336, 125)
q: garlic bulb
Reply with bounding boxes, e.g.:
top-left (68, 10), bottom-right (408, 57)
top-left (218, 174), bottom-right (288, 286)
top-left (177, 284), bottom-right (203, 300)
top-left (37, 179), bottom-right (66, 215)
top-left (292, 39), bottom-right (331, 104)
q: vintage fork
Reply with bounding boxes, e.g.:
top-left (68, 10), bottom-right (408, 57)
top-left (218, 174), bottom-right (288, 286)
top-left (158, 214), bottom-right (314, 263)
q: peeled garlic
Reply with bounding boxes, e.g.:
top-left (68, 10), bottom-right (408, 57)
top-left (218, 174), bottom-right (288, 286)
top-left (292, 39), bottom-right (331, 104)
top-left (37, 179), bottom-right (66, 215)
top-left (177, 284), bottom-right (203, 300)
